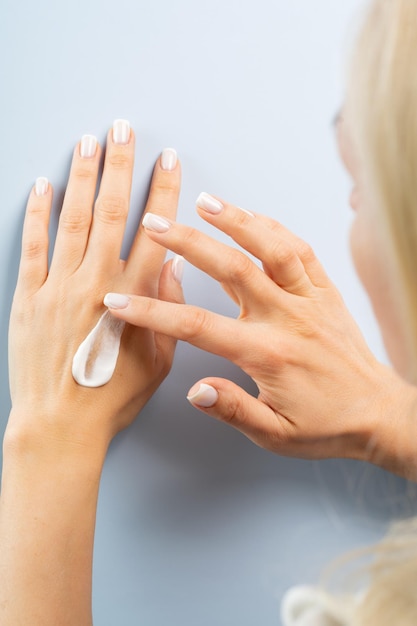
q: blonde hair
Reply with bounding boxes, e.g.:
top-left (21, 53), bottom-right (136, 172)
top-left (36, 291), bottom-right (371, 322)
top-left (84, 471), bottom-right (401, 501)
top-left (341, 1), bottom-right (417, 623)
top-left (346, 0), bottom-right (417, 381)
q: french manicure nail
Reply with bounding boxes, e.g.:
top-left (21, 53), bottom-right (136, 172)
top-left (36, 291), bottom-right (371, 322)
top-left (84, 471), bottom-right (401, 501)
top-left (80, 134), bottom-right (97, 158)
top-left (196, 192), bottom-right (224, 215)
top-left (103, 293), bottom-right (131, 310)
top-left (187, 383), bottom-right (219, 408)
top-left (113, 119), bottom-right (130, 145)
top-left (142, 213), bottom-right (171, 233)
top-left (161, 148), bottom-right (178, 171)
top-left (171, 255), bottom-right (184, 284)
top-left (35, 177), bottom-right (49, 196)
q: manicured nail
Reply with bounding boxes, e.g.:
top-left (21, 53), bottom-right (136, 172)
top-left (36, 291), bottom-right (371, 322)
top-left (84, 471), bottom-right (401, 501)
top-left (171, 255), bottom-right (184, 284)
top-left (142, 213), bottom-right (171, 233)
top-left (104, 293), bottom-right (131, 310)
top-left (237, 206), bottom-right (255, 218)
top-left (196, 192), bottom-right (224, 215)
top-left (161, 148), bottom-right (178, 171)
top-left (35, 177), bottom-right (49, 196)
top-left (80, 134), bottom-right (97, 158)
top-left (113, 119), bottom-right (130, 145)
top-left (187, 383), bottom-right (219, 408)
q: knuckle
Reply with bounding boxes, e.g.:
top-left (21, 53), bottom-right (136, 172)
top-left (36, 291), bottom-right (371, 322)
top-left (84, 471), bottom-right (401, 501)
top-left (233, 208), bottom-right (252, 229)
top-left (151, 176), bottom-right (178, 197)
top-left (221, 395), bottom-right (244, 427)
top-left (182, 307), bottom-right (211, 341)
top-left (296, 240), bottom-right (315, 264)
top-left (179, 227), bottom-right (202, 250)
top-left (21, 239), bottom-right (45, 260)
top-left (72, 165), bottom-right (95, 181)
top-left (226, 251), bottom-right (254, 284)
top-left (26, 203), bottom-right (47, 217)
top-left (268, 240), bottom-right (295, 266)
top-left (60, 208), bottom-right (90, 234)
top-left (108, 152), bottom-right (132, 170)
top-left (94, 195), bottom-right (128, 224)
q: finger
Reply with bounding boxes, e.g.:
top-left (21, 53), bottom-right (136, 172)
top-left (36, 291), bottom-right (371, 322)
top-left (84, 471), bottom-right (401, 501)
top-left (195, 193), bottom-right (314, 296)
top-left (103, 294), bottom-right (246, 365)
top-left (49, 135), bottom-right (101, 276)
top-left (139, 214), bottom-right (278, 313)
top-left (158, 256), bottom-right (185, 304)
top-left (17, 178), bottom-right (53, 295)
top-left (83, 120), bottom-right (135, 273)
top-left (154, 255), bottom-right (185, 357)
top-left (124, 148), bottom-right (181, 295)
top-left (186, 378), bottom-right (282, 448)
top-left (254, 214), bottom-right (330, 288)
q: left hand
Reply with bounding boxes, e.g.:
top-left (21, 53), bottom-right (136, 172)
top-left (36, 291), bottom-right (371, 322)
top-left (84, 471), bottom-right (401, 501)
top-left (7, 121), bottom-right (183, 456)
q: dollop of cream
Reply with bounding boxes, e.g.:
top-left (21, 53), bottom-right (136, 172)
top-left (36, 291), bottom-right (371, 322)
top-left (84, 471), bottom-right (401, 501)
top-left (72, 311), bottom-right (125, 388)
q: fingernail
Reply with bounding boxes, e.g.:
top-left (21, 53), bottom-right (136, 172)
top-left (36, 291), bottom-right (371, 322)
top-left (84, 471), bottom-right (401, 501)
top-left (35, 177), bottom-right (49, 196)
top-left (103, 293), bottom-right (131, 310)
top-left (196, 192), bottom-right (224, 215)
top-left (80, 134), bottom-right (97, 158)
top-left (187, 383), bottom-right (219, 408)
top-left (161, 148), bottom-right (178, 171)
top-left (171, 255), bottom-right (184, 284)
top-left (237, 206), bottom-right (255, 218)
top-left (142, 213), bottom-right (171, 233)
top-left (113, 119), bottom-right (130, 145)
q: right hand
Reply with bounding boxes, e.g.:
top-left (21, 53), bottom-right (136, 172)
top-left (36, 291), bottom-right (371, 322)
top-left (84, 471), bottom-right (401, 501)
top-left (105, 195), bottom-right (417, 478)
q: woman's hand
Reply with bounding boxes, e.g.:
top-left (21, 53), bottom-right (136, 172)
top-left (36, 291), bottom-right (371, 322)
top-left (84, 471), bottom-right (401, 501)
top-left (105, 193), bottom-right (417, 478)
top-left (7, 120), bottom-right (183, 455)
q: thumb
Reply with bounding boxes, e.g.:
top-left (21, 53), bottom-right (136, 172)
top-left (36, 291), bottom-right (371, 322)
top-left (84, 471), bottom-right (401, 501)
top-left (187, 378), bottom-right (280, 448)
top-left (154, 255), bottom-right (186, 356)
top-left (158, 255), bottom-right (185, 305)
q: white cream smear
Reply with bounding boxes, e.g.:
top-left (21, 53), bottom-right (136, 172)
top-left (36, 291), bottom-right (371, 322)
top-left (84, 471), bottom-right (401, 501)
top-left (72, 311), bottom-right (126, 388)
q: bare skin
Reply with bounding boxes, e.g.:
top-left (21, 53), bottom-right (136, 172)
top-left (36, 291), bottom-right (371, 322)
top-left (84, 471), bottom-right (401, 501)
top-left (1, 122), bottom-right (183, 626)
top-left (3, 113), bottom-right (417, 626)
top-left (106, 198), bottom-right (417, 480)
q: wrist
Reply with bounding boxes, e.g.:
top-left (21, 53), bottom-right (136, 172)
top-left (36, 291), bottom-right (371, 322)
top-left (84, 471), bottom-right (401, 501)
top-left (0, 412), bottom-right (104, 626)
top-left (360, 367), bottom-right (417, 481)
top-left (3, 410), bottom-right (109, 479)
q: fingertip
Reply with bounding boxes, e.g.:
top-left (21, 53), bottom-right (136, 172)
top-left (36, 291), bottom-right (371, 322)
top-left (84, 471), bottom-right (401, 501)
top-left (106, 121), bottom-right (136, 148)
top-left (171, 254), bottom-right (184, 284)
top-left (158, 256), bottom-right (185, 305)
top-left (103, 293), bottom-right (131, 310)
top-left (160, 148), bottom-right (178, 172)
top-left (187, 383), bottom-right (219, 408)
top-left (34, 177), bottom-right (51, 197)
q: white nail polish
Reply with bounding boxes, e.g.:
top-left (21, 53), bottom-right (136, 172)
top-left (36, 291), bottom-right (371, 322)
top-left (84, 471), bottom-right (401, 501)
top-left (103, 293), bottom-right (130, 309)
top-left (142, 213), bottom-right (171, 233)
top-left (80, 134), bottom-right (97, 158)
top-left (172, 255), bottom-right (184, 284)
top-left (237, 206), bottom-right (255, 218)
top-left (196, 192), bottom-right (223, 215)
top-left (187, 384), bottom-right (219, 408)
top-left (35, 177), bottom-right (49, 196)
top-left (113, 119), bottom-right (130, 145)
top-left (161, 148), bottom-right (178, 171)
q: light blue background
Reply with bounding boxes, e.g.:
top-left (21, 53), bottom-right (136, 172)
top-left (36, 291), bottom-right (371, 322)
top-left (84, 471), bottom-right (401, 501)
top-left (1, 1), bottom-right (415, 624)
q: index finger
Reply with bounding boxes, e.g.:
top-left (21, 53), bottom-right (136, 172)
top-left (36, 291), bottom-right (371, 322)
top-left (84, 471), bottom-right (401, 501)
top-left (105, 294), bottom-right (246, 365)
top-left (124, 149), bottom-right (181, 295)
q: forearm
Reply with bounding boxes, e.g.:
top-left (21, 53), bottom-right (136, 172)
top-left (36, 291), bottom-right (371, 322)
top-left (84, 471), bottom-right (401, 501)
top-left (0, 419), bottom-right (107, 626)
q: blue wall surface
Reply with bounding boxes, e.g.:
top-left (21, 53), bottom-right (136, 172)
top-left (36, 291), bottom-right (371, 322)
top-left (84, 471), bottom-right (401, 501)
top-left (1, 1), bottom-right (414, 625)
